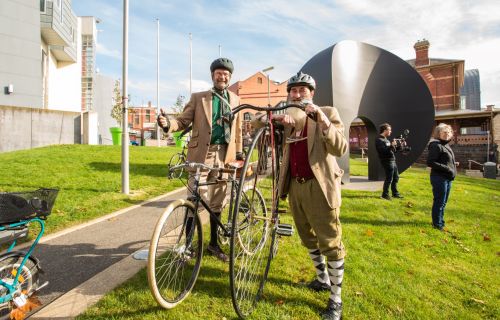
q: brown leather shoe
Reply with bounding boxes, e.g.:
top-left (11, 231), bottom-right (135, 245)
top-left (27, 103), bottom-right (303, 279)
top-left (207, 244), bottom-right (228, 262)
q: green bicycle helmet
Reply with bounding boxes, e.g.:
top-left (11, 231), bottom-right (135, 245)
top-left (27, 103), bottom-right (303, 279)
top-left (286, 71), bottom-right (316, 92)
top-left (210, 58), bottom-right (234, 74)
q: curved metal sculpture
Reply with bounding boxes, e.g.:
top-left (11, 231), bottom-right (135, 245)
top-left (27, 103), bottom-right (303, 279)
top-left (300, 40), bottom-right (435, 182)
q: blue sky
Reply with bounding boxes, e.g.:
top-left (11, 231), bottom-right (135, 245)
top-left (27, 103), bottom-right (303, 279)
top-left (72, 0), bottom-right (500, 109)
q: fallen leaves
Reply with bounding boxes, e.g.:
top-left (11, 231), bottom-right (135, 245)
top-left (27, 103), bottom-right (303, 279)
top-left (470, 297), bottom-right (485, 305)
top-left (365, 229), bottom-right (374, 237)
top-left (483, 233), bottom-right (491, 241)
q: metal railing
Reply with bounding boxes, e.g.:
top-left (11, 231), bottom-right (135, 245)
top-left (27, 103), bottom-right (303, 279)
top-left (468, 160), bottom-right (484, 170)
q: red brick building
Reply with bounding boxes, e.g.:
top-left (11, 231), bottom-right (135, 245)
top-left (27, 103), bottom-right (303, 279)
top-left (228, 71), bottom-right (288, 108)
top-left (350, 39), bottom-right (499, 168)
top-left (229, 72), bottom-right (288, 134)
top-left (407, 39), bottom-right (465, 111)
top-left (127, 102), bottom-right (158, 143)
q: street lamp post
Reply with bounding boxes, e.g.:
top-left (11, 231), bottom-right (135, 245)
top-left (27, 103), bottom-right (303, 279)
top-left (262, 66), bottom-right (274, 106)
top-left (121, 0), bottom-right (129, 194)
top-left (156, 18), bottom-right (160, 147)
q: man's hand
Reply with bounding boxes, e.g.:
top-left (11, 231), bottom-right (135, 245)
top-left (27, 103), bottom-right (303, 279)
top-left (304, 104), bottom-right (331, 131)
top-left (157, 108), bottom-right (170, 132)
top-left (236, 152), bottom-right (245, 161)
top-left (272, 114), bottom-right (295, 127)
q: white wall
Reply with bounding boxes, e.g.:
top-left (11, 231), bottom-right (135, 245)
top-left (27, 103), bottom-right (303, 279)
top-left (0, 0), bottom-right (42, 108)
top-left (46, 18), bottom-right (82, 112)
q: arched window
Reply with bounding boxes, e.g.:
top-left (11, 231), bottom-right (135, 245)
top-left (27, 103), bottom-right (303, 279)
top-left (244, 112), bottom-right (251, 121)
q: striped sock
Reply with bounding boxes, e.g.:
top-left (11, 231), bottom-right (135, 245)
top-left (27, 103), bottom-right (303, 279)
top-left (327, 258), bottom-right (344, 304)
top-left (308, 249), bottom-right (330, 285)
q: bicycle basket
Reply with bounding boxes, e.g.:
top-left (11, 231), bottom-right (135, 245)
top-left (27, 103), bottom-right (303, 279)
top-left (0, 188), bottom-right (59, 224)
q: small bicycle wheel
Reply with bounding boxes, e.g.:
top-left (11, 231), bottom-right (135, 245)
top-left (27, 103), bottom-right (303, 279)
top-left (0, 255), bottom-right (39, 319)
top-left (230, 127), bottom-right (274, 318)
top-left (148, 200), bottom-right (203, 309)
top-left (168, 153), bottom-right (185, 179)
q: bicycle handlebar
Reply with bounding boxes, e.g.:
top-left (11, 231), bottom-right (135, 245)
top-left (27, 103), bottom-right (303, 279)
top-left (221, 102), bottom-right (308, 125)
top-left (169, 161), bottom-right (233, 174)
top-left (230, 102), bottom-right (305, 115)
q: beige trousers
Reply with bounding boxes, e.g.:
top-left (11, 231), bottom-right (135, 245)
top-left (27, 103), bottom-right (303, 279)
top-left (288, 178), bottom-right (346, 260)
top-left (187, 144), bottom-right (227, 212)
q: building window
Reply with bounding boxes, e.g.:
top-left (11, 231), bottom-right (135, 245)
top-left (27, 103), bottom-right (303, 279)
top-left (134, 114), bottom-right (140, 125)
top-left (40, 0), bottom-right (46, 12)
top-left (244, 112), bottom-right (251, 121)
top-left (257, 77), bottom-right (263, 84)
top-left (145, 110), bottom-right (151, 122)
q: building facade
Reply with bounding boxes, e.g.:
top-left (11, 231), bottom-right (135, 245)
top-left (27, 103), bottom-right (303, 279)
top-left (349, 39), bottom-right (497, 169)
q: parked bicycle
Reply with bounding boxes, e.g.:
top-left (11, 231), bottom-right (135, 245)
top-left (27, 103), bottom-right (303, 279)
top-left (167, 126), bottom-right (192, 179)
top-left (147, 161), bottom-right (267, 308)
top-left (148, 102), bottom-right (304, 318)
top-left (0, 188), bottom-right (58, 319)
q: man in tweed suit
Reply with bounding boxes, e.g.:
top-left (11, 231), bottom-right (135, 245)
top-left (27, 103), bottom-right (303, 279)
top-left (272, 72), bottom-right (348, 320)
top-left (157, 58), bottom-right (243, 262)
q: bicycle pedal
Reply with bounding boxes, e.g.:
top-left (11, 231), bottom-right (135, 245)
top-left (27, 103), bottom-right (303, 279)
top-left (276, 223), bottom-right (294, 236)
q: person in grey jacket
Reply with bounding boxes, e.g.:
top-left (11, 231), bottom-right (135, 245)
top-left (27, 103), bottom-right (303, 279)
top-left (426, 123), bottom-right (458, 230)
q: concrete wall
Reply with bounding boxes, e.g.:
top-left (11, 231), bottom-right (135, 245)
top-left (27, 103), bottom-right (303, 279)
top-left (0, 0), bottom-right (43, 108)
top-left (93, 74), bottom-right (115, 145)
top-left (0, 105), bottom-right (80, 153)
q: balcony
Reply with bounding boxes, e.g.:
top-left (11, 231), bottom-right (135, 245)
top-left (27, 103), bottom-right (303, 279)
top-left (40, 0), bottom-right (77, 62)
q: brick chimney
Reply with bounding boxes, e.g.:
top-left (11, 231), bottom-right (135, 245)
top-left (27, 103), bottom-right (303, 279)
top-left (414, 39), bottom-right (430, 67)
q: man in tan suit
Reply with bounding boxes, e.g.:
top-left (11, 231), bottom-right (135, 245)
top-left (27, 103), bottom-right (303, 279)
top-left (273, 72), bottom-right (347, 320)
top-left (157, 58), bottom-right (243, 262)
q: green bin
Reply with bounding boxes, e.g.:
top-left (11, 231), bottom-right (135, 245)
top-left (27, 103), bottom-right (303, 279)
top-left (173, 131), bottom-right (185, 147)
top-left (109, 127), bottom-right (122, 146)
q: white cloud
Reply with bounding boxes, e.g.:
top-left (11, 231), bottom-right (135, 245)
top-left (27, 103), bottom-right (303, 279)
top-left (74, 0), bottom-right (500, 106)
top-left (96, 43), bottom-right (121, 60)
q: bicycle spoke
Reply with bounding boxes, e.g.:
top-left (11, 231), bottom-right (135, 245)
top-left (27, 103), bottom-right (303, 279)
top-left (148, 202), bottom-right (202, 308)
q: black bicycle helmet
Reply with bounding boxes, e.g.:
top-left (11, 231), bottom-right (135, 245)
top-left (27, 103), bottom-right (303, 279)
top-left (286, 71), bottom-right (316, 92)
top-left (210, 58), bottom-right (234, 74)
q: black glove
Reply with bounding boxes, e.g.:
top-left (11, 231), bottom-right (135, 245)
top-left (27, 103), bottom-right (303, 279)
top-left (236, 152), bottom-right (245, 161)
top-left (157, 112), bottom-right (170, 133)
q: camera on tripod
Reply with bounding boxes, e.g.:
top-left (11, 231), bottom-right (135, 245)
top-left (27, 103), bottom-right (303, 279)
top-left (393, 129), bottom-right (411, 155)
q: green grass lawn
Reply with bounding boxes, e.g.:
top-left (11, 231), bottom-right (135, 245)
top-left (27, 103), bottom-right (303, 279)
top-left (0, 146), bottom-right (498, 319)
top-left (77, 154), bottom-right (497, 319)
top-left (0, 144), bottom-right (184, 234)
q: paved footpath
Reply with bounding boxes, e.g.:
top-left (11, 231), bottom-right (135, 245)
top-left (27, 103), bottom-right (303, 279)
top-left (28, 188), bottom-right (186, 319)
top-left (25, 177), bottom-right (381, 319)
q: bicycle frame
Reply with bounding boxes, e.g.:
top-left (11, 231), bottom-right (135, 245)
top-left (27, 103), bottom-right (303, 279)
top-left (186, 165), bottom-right (239, 239)
top-left (0, 217), bottom-right (44, 304)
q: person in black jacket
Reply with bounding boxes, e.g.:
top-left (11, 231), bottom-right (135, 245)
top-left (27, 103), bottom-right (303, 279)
top-left (426, 123), bottom-right (458, 230)
top-left (375, 123), bottom-right (403, 200)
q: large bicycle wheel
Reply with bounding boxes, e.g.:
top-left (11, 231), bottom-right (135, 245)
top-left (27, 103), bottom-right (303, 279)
top-left (148, 200), bottom-right (203, 309)
top-left (0, 255), bottom-right (40, 319)
top-left (230, 127), bottom-right (274, 318)
top-left (168, 153), bottom-right (185, 179)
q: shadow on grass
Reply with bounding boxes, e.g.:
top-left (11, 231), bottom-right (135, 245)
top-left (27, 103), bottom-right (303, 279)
top-left (90, 162), bottom-right (168, 177)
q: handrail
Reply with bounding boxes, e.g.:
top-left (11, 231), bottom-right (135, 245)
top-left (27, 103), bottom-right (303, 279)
top-left (468, 159), bottom-right (484, 170)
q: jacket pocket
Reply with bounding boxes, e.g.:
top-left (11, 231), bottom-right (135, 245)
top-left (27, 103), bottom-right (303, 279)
top-left (191, 129), bottom-right (199, 138)
top-left (188, 140), bottom-right (198, 148)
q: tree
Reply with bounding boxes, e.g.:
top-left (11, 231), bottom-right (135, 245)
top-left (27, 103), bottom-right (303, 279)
top-left (171, 95), bottom-right (186, 115)
top-left (110, 79), bottom-right (123, 127)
